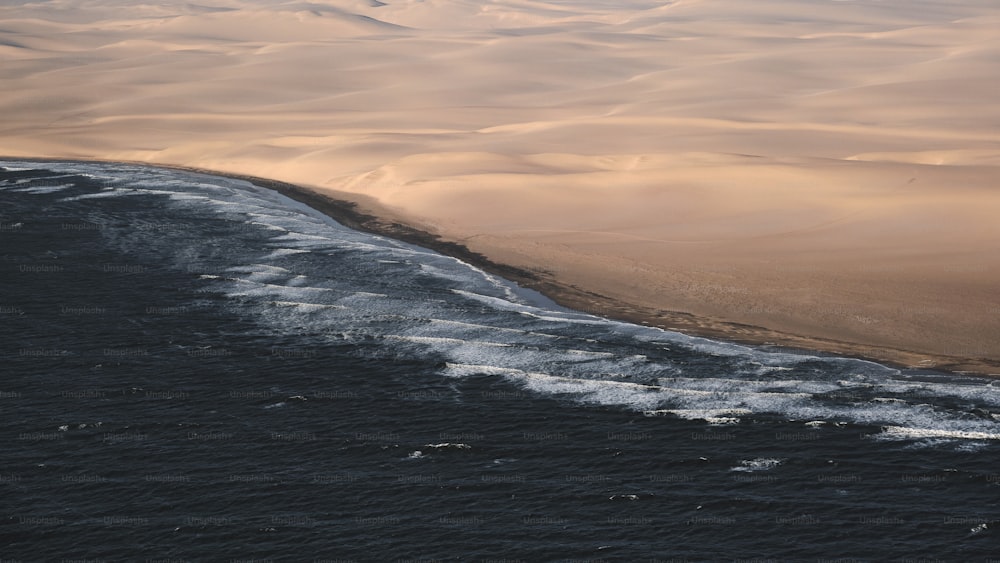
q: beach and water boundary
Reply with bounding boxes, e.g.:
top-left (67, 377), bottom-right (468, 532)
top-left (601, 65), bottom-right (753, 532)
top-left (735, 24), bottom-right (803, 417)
top-left (7, 156), bottom-right (998, 377)
top-left (3, 0), bottom-right (998, 379)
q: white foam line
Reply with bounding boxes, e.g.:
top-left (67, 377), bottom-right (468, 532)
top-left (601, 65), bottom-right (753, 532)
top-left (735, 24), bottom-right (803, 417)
top-left (9, 184), bottom-right (74, 193)
top-left (227, 265), bottom-right (294, 274)
top-left (872, 380), bottom-right (1000, 407)
top-left (260, 248), bottom-right (310, 259)
top-left (443, 363), bottom-right (665, 410)
top-left (424, 318), bottom-right (556, 338)
top-left (269, 301), bottom-right (347, 311)
top-left (8, 173), bottom-right (79, 181)
top-left (656, 376), bottom-right (842, 395)
top-left (388, 335), bottom-right (513, 348)
top-left (248, 222), bottom-right (289, 232)
top-left (520, 371), bottom-right (660, 391)
top-left (338, 240), bottom-right (417, 255)
top-left (518, 310), bottom-right (609, 325)
top-left (225, 283), bottom-right (334, 300)
top-left (58, 188), bottom-right (162, 201)
top-left (878, 426), bottom-right (1000, 441)
top-left (645, 408), bottom-right (753, 418)
top-left (229, 279), bottom-right (330, 291)
top-left (731, 458), bottom-right (785, 472)
top-left (654, 385), bottom-right (815, 401)
top-left (167, 193), bottom-right (214, 201)
top-left (443, 363), bottom-right (525, 377)
top-left (269, 232), bottom-right (336, 243)
top-left (450, 289), bottom-right (535, 312)
top-left (515, 371), bottom-right (666, 410)
top-left (568, 348), bottom-right (622, 358)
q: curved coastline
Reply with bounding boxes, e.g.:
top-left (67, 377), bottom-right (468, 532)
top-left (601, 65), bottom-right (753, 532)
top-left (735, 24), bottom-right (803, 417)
top-left (5, 155), bottom-right (999, 378)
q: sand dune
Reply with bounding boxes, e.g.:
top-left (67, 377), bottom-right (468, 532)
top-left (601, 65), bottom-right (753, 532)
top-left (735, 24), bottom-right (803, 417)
top-left (2, 0), bottom-right (999, 371)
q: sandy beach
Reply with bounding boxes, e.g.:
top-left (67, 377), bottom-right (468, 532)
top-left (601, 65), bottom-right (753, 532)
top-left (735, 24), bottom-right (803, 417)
top-left (2, 0), bottom-right (999, 374)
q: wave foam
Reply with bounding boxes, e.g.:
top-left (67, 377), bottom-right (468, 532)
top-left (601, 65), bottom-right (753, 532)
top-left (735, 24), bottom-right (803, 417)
top-left (21, 160), bottom-right (996, 446)
top-left (877, 426), bottom-right (1000, 441)
top-left (732, 458), bottom-right (784, 472)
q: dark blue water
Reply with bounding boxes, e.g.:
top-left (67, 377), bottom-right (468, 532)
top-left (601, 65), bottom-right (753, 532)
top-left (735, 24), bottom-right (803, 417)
top-left (2, 161), bottom-right (999, 561)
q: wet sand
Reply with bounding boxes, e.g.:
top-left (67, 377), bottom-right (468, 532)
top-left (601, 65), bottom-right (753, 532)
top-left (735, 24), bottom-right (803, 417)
top-left (164, 163), bottom-right (1000, 377)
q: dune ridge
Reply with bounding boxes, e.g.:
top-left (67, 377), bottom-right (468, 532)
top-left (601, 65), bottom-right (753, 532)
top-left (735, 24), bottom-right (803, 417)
top-left (2, 0), bottom-right (999, 372)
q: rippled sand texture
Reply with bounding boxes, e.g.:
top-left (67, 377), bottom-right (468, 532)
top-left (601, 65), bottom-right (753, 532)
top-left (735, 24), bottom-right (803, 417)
top-left (2, 0), bottom-right (999, 370)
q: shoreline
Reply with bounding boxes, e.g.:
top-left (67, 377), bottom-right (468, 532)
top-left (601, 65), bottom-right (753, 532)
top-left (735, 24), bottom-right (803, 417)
top-left (5, 156), bottom-right (1000, 378)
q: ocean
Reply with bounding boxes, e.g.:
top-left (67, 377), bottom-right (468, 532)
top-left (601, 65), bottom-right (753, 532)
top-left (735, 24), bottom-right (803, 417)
top-left (1, 160), bottom-right (998, 561)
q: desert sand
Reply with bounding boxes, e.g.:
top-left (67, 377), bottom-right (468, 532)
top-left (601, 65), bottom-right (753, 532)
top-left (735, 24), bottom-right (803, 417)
top-left (2, 0), bottom-right (999, 373)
